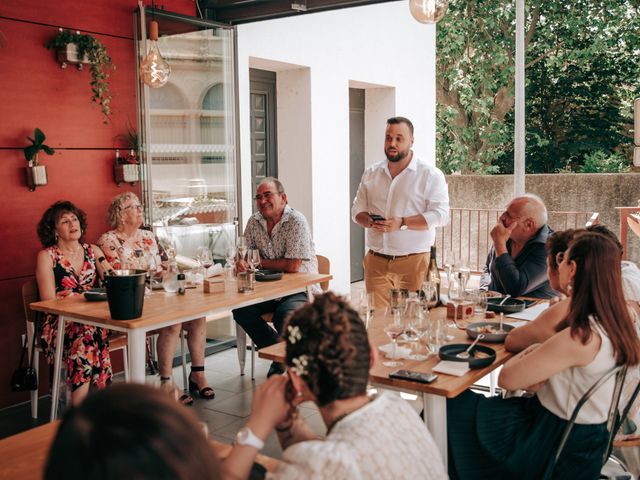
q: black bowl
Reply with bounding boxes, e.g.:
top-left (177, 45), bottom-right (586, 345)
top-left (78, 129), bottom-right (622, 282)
top-left (255, 269), bottom-right (284, 282)
top-left (438, 344), bottom-right (496, 369)
top-left (486, 297), bottom-right (527, 313)
top-left (84, 288), bottom-right (107, 302)
top-left (466, 322), bottom-right (514, 343)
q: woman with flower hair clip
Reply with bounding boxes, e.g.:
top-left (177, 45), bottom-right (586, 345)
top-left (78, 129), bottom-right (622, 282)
top-left (223, 292), bottom-right (446, 479)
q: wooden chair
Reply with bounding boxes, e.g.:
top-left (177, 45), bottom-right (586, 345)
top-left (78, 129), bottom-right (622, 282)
top-left (544, 365), bottom-right (639, 480)
top-left (21, 279), bottom-right (129, 419)
top-left (236, 255), bottom-right (331, 380)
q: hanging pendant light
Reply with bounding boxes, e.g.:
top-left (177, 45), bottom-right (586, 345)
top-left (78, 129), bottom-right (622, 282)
top-left (140, 16), bottom-right (170, 88)
top-left (409, 0), bottom-right (449, 24)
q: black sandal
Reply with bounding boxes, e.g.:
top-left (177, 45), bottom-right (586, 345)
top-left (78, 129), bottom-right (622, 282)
top-left (160, 376), bottom-right (194, 406)
top-left (189, 366), bottom-right (215, 399)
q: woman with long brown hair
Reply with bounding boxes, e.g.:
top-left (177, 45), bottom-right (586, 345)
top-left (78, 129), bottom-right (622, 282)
top-left (447, 232), bottom-right (640, 479)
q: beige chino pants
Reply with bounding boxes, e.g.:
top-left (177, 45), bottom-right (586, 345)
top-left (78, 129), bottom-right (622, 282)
top-left (363, 250), bottom-right (429, 308)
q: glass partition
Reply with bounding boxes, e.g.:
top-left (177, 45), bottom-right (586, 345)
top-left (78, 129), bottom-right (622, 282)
top-left (136, 8), bottom-right (238, 262)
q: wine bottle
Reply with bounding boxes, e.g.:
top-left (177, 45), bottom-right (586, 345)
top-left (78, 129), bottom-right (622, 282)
top-left (426, 245), bottom-right (441, 305)
top-left (97, 256), bottom-right (116, 276)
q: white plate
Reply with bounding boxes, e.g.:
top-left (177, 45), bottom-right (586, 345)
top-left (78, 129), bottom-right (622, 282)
top-left (378, 343), bottom-right (411, 359)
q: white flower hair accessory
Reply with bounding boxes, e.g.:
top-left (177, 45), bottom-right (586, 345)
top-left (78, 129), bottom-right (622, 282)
top-left (290, 355), bottom-right (309, 376)
top-left (288, 325), bottom-right (302, 344)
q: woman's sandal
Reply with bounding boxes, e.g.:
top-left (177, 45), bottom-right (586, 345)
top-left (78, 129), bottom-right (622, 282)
top-left (188, 366), bottom-right (215, 399)
top-left (160, 376), bottom-right (194, 406)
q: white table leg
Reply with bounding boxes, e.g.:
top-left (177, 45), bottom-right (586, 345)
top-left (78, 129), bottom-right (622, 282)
top-left (127, 329), bottom-right (147, 383)
top-left (423, 393), bottom-right (448, 468)
top-left (50, 315), bottom-right (66, 422)
top-left (489, 370), bottom-right (496, 396)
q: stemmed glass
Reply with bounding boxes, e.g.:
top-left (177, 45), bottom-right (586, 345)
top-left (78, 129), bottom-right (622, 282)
top-left (196, 246), bottom-right (213, 276)
top-left (448, 274), bottom-right (465, 330)
top-left (405, 298), bottom-right (428, 360)
top-left (237, 236), bottom-right (248, 263)
top-left (225, 245), bottom-right (237, 269)
top-left (248, 248), bottom-right (261, 271)
top-left (458, 258), bottom-right (471, 291)
top-left (389, 288), bottom-right (408, 314)
top-left (443, 249), bottom-right (458, 289)
top-left (142, 252), bottom-right (158, 296)
top-left (358, 291), bottom-right (375, 329)
top-left (422, 281), bottom-right (439, 310)
top-left (383, 310), bottom-right (404, 367)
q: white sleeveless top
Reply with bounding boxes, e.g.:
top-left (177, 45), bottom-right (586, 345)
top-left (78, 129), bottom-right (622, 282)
top-left (537, 318), bottom-right (617, 424)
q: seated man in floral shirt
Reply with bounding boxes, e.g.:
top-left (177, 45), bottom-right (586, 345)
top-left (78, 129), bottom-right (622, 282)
top-left (233, 177), bottom-right (318, 377)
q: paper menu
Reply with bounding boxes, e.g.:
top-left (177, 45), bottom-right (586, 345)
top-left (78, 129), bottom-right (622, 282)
top-left (505, 302), bottom-right (549, 321)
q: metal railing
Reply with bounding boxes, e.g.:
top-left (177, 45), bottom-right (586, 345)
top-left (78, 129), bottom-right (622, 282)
top-left (435, 208), bottom-right (600, 273)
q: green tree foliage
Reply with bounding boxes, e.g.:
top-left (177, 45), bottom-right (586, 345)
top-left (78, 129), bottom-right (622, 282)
top-left (436, 1), bottom-right (640, 174)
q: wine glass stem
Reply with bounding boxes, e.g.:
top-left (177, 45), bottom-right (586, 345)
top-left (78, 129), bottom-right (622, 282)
top-left (392, 339), bottom-right (397, 360)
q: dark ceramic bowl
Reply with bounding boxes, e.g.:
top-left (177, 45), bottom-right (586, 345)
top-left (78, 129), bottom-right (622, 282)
top-left (438, 343), bottom-right (496, 369)
top-left (486, 297), bottom-right (527, 313)
top-left (255, 269), bottom-right (284, 282)
top-left (84, 288), bottom-right (107, 302)
top-left (466, 322), bottom-right (514, 343)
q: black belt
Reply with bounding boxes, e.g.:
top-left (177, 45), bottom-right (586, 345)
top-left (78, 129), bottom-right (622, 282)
top-left (368, 250), bottom-right (426, 261)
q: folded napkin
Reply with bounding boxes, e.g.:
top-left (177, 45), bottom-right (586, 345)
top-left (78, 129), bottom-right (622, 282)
top-left (205, 263), bottom-right (224, 277)
top-left (432, 360), bottom-right (470, 377)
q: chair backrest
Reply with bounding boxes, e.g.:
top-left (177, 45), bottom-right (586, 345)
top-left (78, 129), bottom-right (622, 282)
top-left (317, 255), bottom-right (330, 291)
top-left (544, 365), bottom-right (628, 479)
top-left (21, 278), bottom-right (39, 324)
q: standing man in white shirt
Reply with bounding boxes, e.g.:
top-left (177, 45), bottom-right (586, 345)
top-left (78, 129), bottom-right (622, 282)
top-left (352, 116), bottom-right (450, 307)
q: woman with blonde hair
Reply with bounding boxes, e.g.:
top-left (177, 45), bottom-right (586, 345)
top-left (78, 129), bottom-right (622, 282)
top-left (97, 192), bottom-right (214, 404)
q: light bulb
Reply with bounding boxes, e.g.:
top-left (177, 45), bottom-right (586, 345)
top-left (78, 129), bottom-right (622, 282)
top-left (409, 0), bottom-right (449, 24)
top-left (140, 20), bottom-right (170, 88)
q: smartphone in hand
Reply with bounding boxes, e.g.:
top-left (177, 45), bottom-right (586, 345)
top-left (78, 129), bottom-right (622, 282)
top-left (369, 213), bottom-right (385, 222)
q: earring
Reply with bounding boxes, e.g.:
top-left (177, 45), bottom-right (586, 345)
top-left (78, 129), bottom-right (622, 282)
top-left (566, 284), bottom-right (573, 293)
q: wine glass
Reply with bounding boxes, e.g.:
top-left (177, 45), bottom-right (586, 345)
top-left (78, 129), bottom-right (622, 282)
top-left (405, 298), bottom-right (428, 360)
top-left (358, 291), bottom-right (375, 329)
top-left (443, 249), bottom-right (458, 288)
top-left (422, 281), bottom-right (439, 310)
top-left (389, 288), bottom-right (408, 314)
top-left (458, 258), bottom-right (471, 291)
top-left (383, 310), bottom-right (404, 367)
top-left (248, 248), bottom-right (261, 271)
top-left (470, 289), bottom-right (488, 319)
top-left (237, 236), bottom-right (248, 263)
top-left (448, 274), bottom-right (465, 330)
top-left (196, 246), bottom-right (213, 276)
top-left (142, 251), bottom-right (158, 296)
top-left (225, 245), bottom-right (237, 268)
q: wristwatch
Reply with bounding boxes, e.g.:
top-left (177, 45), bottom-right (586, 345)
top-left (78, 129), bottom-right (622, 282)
top-left (235, 427), bottom-right (264, 450)
top-left (400, 217), bottom-right (408, 231)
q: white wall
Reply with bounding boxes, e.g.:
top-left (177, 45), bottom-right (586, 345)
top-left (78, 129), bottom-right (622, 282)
top-left (236, 2), bottom-right (436, 294)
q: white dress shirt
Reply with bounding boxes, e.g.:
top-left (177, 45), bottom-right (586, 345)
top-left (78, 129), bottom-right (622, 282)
top-left (351, 155), bottom-right (450, 256)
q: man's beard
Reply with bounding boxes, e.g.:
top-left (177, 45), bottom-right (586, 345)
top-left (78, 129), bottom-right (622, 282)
top-left (385, 149), bottom-right (408, 163)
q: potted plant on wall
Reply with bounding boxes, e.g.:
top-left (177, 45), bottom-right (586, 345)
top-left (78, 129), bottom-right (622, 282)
top-left (24, 128), bottom-right (55, 191)
top-left (113, 126), bottom-right (140, 186)
top-left (47, 29), bottom-right (115, 123)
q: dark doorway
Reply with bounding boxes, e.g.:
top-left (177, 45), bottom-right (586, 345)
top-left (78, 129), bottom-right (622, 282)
top-left (249, 68), bottom-right (278, 211)
top-left (349, 88), bottom-right (365, 282)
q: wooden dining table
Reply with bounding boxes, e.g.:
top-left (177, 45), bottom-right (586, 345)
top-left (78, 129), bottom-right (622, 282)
top-left (0, 421), bottom-right (279, 480)
top-left (258, 305), bottom-right (515, 465)
top-left (30, 272), bottom-right (331, 421)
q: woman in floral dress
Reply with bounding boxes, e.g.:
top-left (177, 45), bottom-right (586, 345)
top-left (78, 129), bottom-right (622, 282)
top-left (97, 192), bottom-right (215, 404)
top-left (35, 201), bottom-right (111, 406)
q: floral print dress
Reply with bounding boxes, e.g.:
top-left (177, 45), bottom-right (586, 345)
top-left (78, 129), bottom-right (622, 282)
top-left (40, 244), bottom-right (112, 391)
top-left (96, 229), bottom-right (165, 270)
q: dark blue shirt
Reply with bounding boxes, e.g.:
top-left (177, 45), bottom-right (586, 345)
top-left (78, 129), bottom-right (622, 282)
top-left (480, 224), bottom-right (556, 299)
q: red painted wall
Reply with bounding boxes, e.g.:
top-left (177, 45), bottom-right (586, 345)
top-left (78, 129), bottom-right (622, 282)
top-left (0, 0), bottom-right (195, 409)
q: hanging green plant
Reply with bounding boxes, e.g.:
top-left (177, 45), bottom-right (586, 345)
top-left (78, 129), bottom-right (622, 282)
top-left (47, 29), bottom-right (116, 123)
top-left (24, 128), bottom-right (55, 166)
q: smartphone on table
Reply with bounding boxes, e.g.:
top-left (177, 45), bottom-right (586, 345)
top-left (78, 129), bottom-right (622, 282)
top-left (389, 369), bottom-right (438, 384)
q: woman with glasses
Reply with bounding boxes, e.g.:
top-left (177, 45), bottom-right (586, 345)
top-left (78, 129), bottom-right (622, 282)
top-left (36, 201), bottom-right (112, 406)
top-left (97, 193), bottom-right (215, 405)
top-left (448, 233), bottom-right (640, 479)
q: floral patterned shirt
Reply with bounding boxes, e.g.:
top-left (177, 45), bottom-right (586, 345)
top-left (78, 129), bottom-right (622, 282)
top-left (244, 205), bottom-right (318, 275)
top-left (96, 228), bottom-right (166, 270)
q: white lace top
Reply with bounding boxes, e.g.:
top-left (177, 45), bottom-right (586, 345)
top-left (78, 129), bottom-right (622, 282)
top-left (267, 392), bottom-right (447, 480)
top-left (537, 318), bottom-right (617, 424)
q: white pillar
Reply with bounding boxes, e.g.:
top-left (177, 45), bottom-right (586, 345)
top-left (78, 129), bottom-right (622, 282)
top-left (514, 0), bottom-right (525, 196)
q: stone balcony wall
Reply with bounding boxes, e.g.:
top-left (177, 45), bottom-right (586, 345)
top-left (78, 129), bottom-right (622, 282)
top-left (445, 173), bottom-right (640, 262)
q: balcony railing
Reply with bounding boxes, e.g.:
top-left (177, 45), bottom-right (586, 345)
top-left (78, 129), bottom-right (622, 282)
top-left (435, 208), bottom-right (600, 273)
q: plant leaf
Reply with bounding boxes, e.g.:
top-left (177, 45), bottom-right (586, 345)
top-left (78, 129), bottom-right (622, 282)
top-left (42, 146), bottom-right (55, 155)
top-left (34, 128), bottom-right (45, 144)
